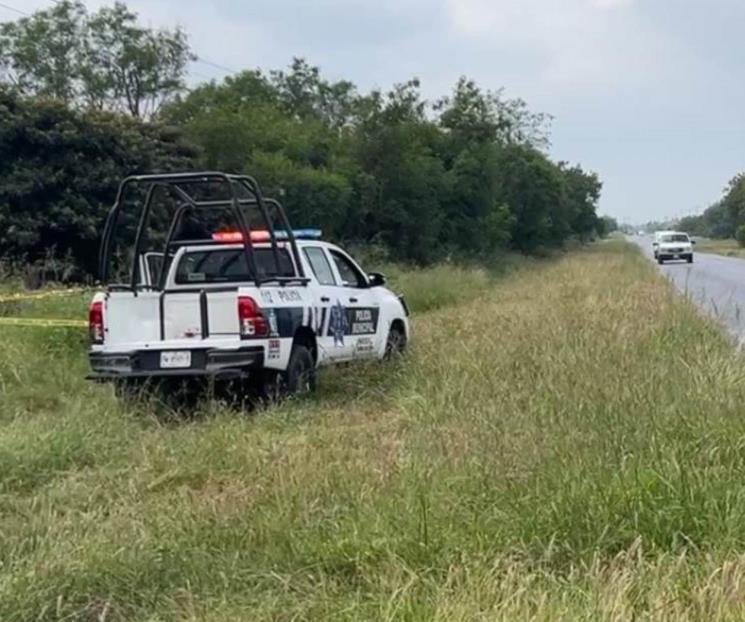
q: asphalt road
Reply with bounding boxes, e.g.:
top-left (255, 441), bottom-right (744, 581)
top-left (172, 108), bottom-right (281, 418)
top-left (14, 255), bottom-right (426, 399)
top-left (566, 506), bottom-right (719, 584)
top-left (630, 235), bottom-right (745, 343)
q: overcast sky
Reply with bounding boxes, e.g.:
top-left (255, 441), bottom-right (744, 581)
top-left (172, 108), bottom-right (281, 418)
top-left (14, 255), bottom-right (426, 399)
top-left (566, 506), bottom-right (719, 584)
top-left (10, 0), bottom-right (745, 224)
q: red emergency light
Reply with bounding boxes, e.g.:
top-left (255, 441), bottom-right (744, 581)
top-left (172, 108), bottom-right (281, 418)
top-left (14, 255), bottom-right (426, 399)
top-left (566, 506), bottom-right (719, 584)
top-left (211, 229), bottom-right (322, 243)
top-left (211, 230), bottom-right (269, 243)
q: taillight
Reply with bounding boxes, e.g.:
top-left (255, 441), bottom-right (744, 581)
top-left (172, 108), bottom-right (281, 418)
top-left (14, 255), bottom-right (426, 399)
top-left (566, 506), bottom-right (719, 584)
top-left (88, 301), bottom-right (104, 344)
top-left (238, 296), bottom-right (269, 338)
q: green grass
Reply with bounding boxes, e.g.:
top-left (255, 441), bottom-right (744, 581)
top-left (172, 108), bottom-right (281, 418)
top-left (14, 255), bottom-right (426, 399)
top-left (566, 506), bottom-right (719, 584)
top-left (4, 241), bottom-right (745, 620)
top-left (382, 261), bottom-right (512, 314)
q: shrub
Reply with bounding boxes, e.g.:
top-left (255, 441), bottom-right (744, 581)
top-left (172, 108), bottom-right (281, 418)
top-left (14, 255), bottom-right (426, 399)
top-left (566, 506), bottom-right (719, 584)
top-left (736, 224), bottom-right (745, 247)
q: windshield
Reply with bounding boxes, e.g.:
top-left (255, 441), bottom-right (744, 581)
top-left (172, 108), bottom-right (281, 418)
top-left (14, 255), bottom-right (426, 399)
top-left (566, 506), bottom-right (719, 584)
top-left (175, 247), bottom-right (294, 284)
top-left (661, 234), bottom-right (689, 243)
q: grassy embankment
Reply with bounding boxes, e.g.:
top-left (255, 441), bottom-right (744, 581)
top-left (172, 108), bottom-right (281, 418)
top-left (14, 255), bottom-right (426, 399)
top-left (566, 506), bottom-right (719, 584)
top-left (3, 241), bottom-right (745, 620)
top-left (695, 238), bottom-right (745, 259)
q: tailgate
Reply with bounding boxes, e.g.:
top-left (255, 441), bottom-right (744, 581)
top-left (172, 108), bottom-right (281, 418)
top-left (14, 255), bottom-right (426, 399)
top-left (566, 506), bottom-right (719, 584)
top-left (102, 285), bottom-right (311, 353)
top-left (104, 291), bottom-right (161, 345)
top-left (163, 289), bottom-right (239, 340)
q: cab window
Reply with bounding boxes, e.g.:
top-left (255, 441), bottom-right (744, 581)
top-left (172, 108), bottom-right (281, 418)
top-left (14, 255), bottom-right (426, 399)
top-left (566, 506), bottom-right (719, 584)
top-left (175, 248), bottom-right (294, 284)
top-left (329, 249), bottom-right (367, 288)
top-left (303, 247), bottom-right (336, 286)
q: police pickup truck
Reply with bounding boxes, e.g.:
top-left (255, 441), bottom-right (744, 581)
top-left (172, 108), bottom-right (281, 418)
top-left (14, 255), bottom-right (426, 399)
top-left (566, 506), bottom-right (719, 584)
top-left (88, 172), bottom-right (410, 399)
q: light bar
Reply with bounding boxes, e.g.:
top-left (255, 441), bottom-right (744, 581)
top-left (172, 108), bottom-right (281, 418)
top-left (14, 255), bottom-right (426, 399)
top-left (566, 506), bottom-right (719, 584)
top-left (211, 229), bottom-right (322, 243)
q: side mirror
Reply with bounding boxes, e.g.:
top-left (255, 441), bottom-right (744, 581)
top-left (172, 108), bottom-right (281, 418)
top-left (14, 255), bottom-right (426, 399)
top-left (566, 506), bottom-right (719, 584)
top-left (652, 242), bottom-right (659, 247)
top-left (368, 272), bottom-right (386, 287)
top-left (691, 240), bottom-right (697, 245)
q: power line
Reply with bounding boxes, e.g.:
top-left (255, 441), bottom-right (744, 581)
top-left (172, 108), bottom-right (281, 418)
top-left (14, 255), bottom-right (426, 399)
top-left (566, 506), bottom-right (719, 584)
top-left (194, 57), bottom-right (237, 75)
top-left (0, 1), bottom-right (28, 16)
top-left (188, 68), bottom-right (215, 81)
top-left (0, 0), bottom-right (237, 84)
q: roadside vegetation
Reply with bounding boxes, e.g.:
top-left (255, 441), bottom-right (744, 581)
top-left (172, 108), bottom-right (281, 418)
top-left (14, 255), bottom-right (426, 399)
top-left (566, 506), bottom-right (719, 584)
top-left (693, 238), bottom-right (745, 259)
top-left (649, 171), bottom-right (745, 247)
top-left (4, 240), bottom-right (745, 620)
top-left (0, 2), bottom-right (606, 283)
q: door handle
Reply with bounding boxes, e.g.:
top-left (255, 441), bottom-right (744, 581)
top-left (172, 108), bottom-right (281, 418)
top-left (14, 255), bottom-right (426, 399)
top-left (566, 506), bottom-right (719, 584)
top-left (349, 297), bottom-right (358, 303)
top-left (321, 296), bottom-right (330, 303)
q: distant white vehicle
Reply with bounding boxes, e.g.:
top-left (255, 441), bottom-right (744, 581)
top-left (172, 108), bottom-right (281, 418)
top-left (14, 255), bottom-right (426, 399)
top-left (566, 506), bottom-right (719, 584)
top-left (653, 231), bottom-right (695, 264)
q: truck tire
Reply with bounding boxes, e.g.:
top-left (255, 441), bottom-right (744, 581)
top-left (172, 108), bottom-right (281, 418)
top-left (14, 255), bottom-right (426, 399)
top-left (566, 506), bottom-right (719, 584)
top-left (657, 257), bottom-right (664, 265)
top-left (687, 255), bottom-right (693, 264)
top-left (263, 344), bottom-right (317, 401)
top-left (384, 325), bottom-right (407, 360)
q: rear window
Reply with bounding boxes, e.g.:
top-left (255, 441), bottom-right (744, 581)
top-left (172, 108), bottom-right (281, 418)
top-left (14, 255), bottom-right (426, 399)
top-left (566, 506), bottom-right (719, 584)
top-left (175, 248), bottom-right (295, 284)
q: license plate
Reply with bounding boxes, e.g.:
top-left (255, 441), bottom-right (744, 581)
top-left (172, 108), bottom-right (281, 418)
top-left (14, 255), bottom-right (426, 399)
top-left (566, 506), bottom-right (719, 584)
top-left (160, 351), bottom-right (191, 368)
top-left (672, 254), bottom-right (679, 259)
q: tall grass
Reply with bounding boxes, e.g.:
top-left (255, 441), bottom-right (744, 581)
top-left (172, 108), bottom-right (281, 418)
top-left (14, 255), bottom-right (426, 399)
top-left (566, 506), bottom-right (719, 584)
top-left (695, 238), bottom-right (745, 259)
top-left (2, 240), bottom-right (745, 620)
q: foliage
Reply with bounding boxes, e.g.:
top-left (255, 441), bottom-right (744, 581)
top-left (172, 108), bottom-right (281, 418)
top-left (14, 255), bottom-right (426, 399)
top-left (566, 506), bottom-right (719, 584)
top-left (598, 215), bottom-right (619, 237)
top-left (735, 224), bottom-right (745, 248)
top-left (0, 88), bottom-right (198, 276)
top-left (163, 61), bottom-right (603, 264)
top-left (723, 174), bottom-right (745, 234)
top-left (676, 174), bottom-right (745, 240)
top-left (0, 2), bottom-right (604, 273)
top-left (0, 0), bottom-right (191, 117)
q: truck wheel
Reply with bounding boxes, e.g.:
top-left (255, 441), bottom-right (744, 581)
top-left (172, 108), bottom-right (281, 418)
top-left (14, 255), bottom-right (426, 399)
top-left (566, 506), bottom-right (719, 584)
top-left (687, 255), bottom-right (693, 264)
top-left (657, 257), bottom-right (664, 265)
top-left (263, 344), bottom-right (317, 401)
top-left (384, 325), bottom-right (407, 360)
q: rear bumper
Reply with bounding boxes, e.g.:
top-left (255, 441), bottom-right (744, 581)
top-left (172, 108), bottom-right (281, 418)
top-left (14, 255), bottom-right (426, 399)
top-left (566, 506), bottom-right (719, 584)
top-left (659, 253), bottom-right (693, 260)
top-left (87, 346), bottom-right (264, 380)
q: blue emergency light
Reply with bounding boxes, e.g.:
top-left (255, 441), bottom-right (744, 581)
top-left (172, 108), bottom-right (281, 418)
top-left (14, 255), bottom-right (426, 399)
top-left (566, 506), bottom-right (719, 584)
top-left (289, 229), bottom-right (323, 240)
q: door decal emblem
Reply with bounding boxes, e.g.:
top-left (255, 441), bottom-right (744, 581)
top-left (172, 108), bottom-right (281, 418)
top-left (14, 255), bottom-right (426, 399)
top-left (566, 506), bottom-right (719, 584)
top-left (329, 300), bottom-right (348, 347)
top-left (266, 308), bottom-right (279, 337)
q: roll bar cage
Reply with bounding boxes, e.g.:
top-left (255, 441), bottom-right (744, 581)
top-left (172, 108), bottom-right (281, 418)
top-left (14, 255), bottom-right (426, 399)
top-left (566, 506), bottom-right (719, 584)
top-left (98, 172), bottom-right (308, 291)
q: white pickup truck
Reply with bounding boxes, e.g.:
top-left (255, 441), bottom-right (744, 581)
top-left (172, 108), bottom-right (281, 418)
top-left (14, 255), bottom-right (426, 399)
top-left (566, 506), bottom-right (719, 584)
top-left (653, 231), bottom-right (695, 264)
top-left (88, 172), bottom-right (410, 400)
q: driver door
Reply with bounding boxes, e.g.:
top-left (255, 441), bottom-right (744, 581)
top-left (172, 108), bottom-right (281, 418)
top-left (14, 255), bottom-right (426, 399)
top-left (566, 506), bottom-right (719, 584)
top-left (327, 248), bottom-right (382, 360)
top-left (301, 245), bottom-right (348, 362)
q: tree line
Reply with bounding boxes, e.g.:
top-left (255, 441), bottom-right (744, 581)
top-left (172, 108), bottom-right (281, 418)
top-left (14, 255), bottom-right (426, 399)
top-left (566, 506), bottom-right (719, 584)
top-left (676, 174), bottom-right (745, 242)
top-left (0, 1), bottom-right (606, 280)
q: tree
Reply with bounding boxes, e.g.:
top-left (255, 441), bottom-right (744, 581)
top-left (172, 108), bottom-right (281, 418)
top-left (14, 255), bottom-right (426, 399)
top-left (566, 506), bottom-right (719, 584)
top-left (163, 70), bottom-right (279, 126)
top-left (0, 0), bottom-right (192, 117)
top-left (598, 216), bottom-right (619, 237)
top-left (736, 224), bottom-right (745, 248)
top-left (0, 0), bottom-right (86, 104)
top-left (723, 174), bottom-right (745, 232)
top-left (163, 61), bottom-right (603, 263)
top-left (436, 77), bottom-right (551, 149)
top-left (560, 163), bottom-right (603, 241)
top-left (0, 88), bottom-right (198, 276)
top-left (349, 81), bottom-right (447, 262)
top-left (269, 58), bottom-right (359, 129)
top-left (681, 175), bottom-right (743, 239)
top-left (82, 3), bottom-right (192, 118)
top-left (702, 201), bottom-right (734, 238)
top-left (494, 144), bottom-right (563, 252)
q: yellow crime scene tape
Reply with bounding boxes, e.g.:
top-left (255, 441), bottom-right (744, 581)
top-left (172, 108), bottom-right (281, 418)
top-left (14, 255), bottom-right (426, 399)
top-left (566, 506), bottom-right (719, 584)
top-left (0, 287), bottom-right (89, 304)
top-left (0, 317), bottom-right (87, 328)
top-left (0, 288), bottom-right (90, 329)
